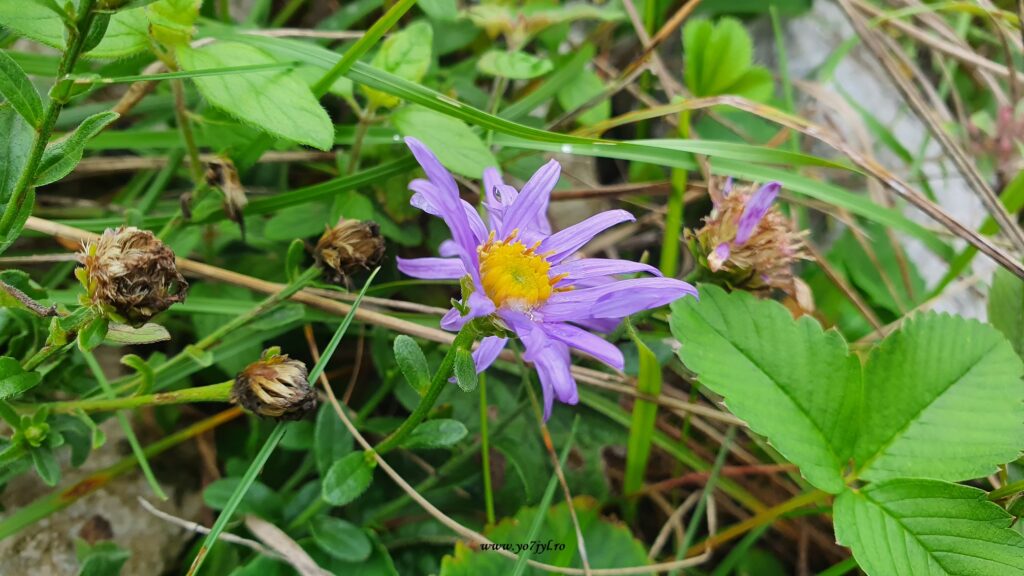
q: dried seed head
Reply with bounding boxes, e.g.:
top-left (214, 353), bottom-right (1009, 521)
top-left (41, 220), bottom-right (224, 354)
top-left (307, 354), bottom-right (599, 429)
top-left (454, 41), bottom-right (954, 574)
top-left (692, 180), bottom-right (809, 297)
top-left (314, 218), bottom-right (385, 284)
top-left (79, 227), bottom-right (188, 327)
top-left (231, 349), bottom-right (316, 420)
top-left (205, 157), bottom-right (248, 230)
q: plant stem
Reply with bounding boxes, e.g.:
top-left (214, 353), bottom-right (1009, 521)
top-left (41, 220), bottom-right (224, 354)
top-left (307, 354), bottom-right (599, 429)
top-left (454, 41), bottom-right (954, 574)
top-left (659, 109), bottom-right (690, 277)
top-left (374, 325), bottom-right (476, 455)
top-left (0, 407), bottom-right (243, 540)
top-left (81, 348), bottom-right (169, 501)
top-left (0, 0), bottom-right (98, 242)
top-left (171, 77), bottom-right (205, 185)
top-left (40, 381), bottom-right (233, 414)
top-left (479, 371), bottom-right (495, 526)
top-left (989, 478), bottom-right (1024, 500)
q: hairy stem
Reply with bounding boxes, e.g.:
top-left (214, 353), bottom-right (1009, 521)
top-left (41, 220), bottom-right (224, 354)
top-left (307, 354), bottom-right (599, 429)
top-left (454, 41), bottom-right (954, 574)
top-left (374, 325), bottom-right (476, 455)
top-left (39, 381), bottom-right (233, 414)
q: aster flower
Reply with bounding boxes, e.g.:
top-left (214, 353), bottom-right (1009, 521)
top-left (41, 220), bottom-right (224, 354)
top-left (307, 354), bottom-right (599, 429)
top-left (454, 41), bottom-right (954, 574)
top-left (692, 178), bottom-right (809, 299)
top-left (397, 138), bottom-right (697, 419)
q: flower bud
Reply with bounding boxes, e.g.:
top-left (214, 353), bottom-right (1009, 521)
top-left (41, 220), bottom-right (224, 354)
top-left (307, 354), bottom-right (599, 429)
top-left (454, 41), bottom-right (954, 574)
top-left (231, 349), bottom-right (316, 420)
top-left (314, 218), bottom-right (385, 284)
top-left (79, 227), bottom-right (188, 327)
top-left (691, 180), bottom-right (808, 297)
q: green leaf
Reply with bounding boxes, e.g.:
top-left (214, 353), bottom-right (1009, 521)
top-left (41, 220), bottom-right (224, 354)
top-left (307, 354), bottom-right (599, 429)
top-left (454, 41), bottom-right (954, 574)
top-left (0, 106), bottom-right (33, 201)
top-left (0, 49), bottom-right (43, 127)
top-left (622, 325), bottom-right (660, 504)
top-left (556, 67), bottom-right (610, 126)
top-left (853, 313), bottom-right (1024, 483)
top-left (76, 541), bottom-right (131, 576)
top-left (452, 347), bottom-right (478, 393)
top-left (394, 335), bottom-right (430, 395)
top-left (834, 479), bottom-right (1024, 575)
top-left (393, 105), bottom-right (497, 179)
top-left (684, 18), bottom-right (771, 99)
top-left (322, 451), bottom-right (374, 506)
top-left (401, 418), bottom-right (467, 450)
top-left (417, 0), bottom-right (457, 20)
top-left (439, 497), bottom-right (649, 575)
top-left (104, 322), bottom-right (170, 346)
top-left (77, 316), bottom-right (109, 352)
top-left (361, 21), bottom-right (432, 108)
top-left (0, 2), bottom-right (65, 49)
top-left (120, 354), bottom-right (154, 395)
top-left (989, 268), bottom-right (1024, 359)
top-left (310, 516), bottom-right (372, 562)
top-left (314, 402), bottom-right (353, 476)
top-left (477, 50), bottom-right (553, 80)
top-left (86, 6), bottom-right (151, 59)
top-left (36, 112), bottom-right (120, 187)
top-left (177, 42), bottom-right (332, 150)
top-left (146, 0), bottom-right (199, 47)
top-left (203, 478), bottom-right (283, 518)
top-left (30, 446), bottom-right (59, 486)
top-left (0, 357), bottom-right (42, 399)
top-left (669, 284), bottom-right (860, 494)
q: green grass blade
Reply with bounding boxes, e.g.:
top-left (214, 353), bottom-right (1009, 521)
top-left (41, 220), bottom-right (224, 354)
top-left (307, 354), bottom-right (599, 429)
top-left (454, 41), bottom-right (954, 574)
top-left (622, 320), bottom-right (662, 522)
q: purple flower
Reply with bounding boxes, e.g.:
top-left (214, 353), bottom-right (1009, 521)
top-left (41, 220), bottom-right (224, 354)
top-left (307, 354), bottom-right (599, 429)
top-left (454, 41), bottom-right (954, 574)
top-left (734, 182), bottom-right (780, 245)
top-left (398, 138), bottom-right (697, 419)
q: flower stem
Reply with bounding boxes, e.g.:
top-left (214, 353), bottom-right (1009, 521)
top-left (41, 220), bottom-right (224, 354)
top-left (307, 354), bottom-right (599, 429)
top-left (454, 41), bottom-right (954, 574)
top-left (82, 348), bottom-right (169, 501)
top-left (0, 0), bottom-right (99, 245)
top-left (40, 381), bottom-right (233, 414)
top-left (659, 109), bottom-right (690, 277)
top-left (374, 325), bottom-right (476, 455)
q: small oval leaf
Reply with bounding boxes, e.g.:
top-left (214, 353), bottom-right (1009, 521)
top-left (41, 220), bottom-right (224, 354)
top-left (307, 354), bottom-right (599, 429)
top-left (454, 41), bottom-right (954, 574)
top-left (322, 451), bottom-right (374, 506)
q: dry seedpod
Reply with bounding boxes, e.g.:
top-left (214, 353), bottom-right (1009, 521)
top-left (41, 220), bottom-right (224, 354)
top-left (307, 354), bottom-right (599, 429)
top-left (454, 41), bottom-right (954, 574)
top-left (314, 217), bottom-right (386, 284)
top-left (78, 226), bottom-right (188, 327)
top-left (231, 348), bottom-right (317, 420)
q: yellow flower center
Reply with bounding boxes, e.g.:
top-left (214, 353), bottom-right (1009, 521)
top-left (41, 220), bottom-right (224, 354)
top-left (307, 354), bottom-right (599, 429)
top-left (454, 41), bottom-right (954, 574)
top-left (478, 231), bottom-right (568, 309)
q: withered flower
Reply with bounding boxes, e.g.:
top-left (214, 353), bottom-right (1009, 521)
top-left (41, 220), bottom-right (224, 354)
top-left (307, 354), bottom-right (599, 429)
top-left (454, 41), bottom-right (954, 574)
top-left (205, 157), bottom-right (248, 232)
top-left (78, 227), bottom-right (188, 327)
top-left (314, 217), bottom-right (385, 284)
top-left (231, 348), bottom-right (316, 420)
top-left (691, 179), bottom-right (810, 303)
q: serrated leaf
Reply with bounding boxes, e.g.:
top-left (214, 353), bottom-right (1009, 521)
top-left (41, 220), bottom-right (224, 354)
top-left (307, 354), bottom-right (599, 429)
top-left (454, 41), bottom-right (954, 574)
top-left (477, 50), bottom-right (552, 80)
top-left (36, 111), bottom-right (120, 186)
top-left (669, 284), bottom-right (860, 494)
top-left (989, 268), bottom-right (1024, 359)
top-left (310, 516), bottom-right (372, 562)
top-left (392, 105), bottom-right (497, 179)
top-left (401, 419), bottom-right (467, 450)
top-left (0, 3), bottom-right (65, 48)
top-left (0, 356), bottom-right (42, 399)
top-left (834, 479), bottom-right (1024, 576)
top-left (87, 6), bottom-right (150, 59)
top-left (0, 49), bottom-right (42, 127)
top-left (322, 451), bottom-right (374, 506)
top-left (853, 313), bottom-right (1024, 483)
top-left (177, 42), bottom-right (332, 150)
top-left (361, 21), bottom-right (432, 109)
top-left (104, 322), bottom-right (170, 345)
top-left (683, 18), bottom-right (772, 100)
top-left (452, 347), bottom-right (478, 393)
top-left (314, 403), bottom-right (353, 476)
top-left (146, 0), bottom-right (199, 47)
top-left (394, 335), bottom-right (430, 395)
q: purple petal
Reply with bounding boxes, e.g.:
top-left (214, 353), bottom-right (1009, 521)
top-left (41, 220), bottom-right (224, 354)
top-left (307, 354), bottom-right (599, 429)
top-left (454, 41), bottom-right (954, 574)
top-left (438, 240), bottom-right (461, 258)
top-left (541, 278), bottom-right (697, 322)
top-left (708, 243), bottom-right (730, 271)
top-left (552, 257), bottom-right (662, 282)
top-left (502, 311), bottom-right (577, 420)
top-left (722, 177), bottom-right (734, 197)
top-left (483, 167), bottom-right (518, 231)
top-left (405, 138), bottom-right (483, 277)
top-left (538, 210), bottom-right (635, 263)
top-left (499, 160), bottom-right (560, 236)
top-left (592, 278), bottom-right (698, 318)
top-left (543, 323), bottom-right (624, 371)
top-left (440, 289), bottom-right (496, 331)
top-left (735, 182), bottom-right (780, 245)
top-left (473, 336), bottom-right (507, 373)
top-left (410, 179), bottom-right (488, 244)
top-left (572, 316), bottom-right (621, 333)
top-left (396, 257), bottom-right (467, 280)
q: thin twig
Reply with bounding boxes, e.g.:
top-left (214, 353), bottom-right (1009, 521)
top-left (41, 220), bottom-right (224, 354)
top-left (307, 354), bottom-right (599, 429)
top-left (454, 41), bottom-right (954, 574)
top-left (137, 497), bottom-right (274, 556)
top-left (0, 279), bottom-right (59, 317)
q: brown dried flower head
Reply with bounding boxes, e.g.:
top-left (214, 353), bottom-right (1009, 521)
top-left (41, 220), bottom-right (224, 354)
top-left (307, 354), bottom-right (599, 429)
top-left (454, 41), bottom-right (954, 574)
top-left (314, 217), bottom-right (385, 284)
top-left (691, 179), bottom-right (809, 298)
top-left (231, 348), bottom-right (316, 420)
top-left (78, 227), bottom-right (188, 327)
